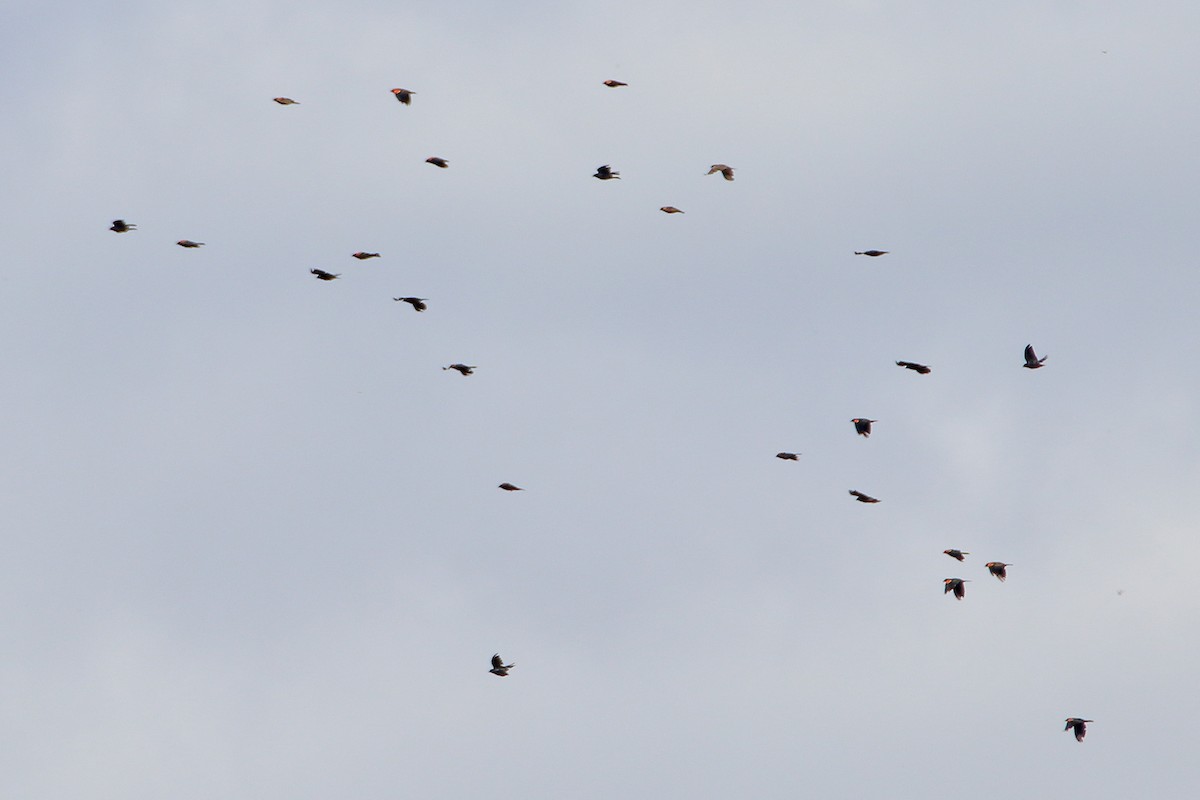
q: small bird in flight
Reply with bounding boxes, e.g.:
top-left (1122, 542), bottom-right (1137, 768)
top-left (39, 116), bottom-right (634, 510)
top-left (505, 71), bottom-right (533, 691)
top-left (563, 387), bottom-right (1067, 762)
top-left (391, 88), bottom-right (415, 105)
top-left (986, 562), bottom-right (1011, 582)
top-left (849, 490), bottom-right (880, 503)
top-left (851, 418), bottom-right (876, 438)
top-left (855, 250), bottom-right (889, 257)
top-left (444, 364), bottom-right (476, 375)
top-left (109, 219), bottom-right (136, 233)
top-left (603, 79), bottom-right (627, 87)
top-left (273, 97), bottom-right (299, 105)
top-left (943, 549), bottom-right (969, 562)
top-left (425, 157), bottom-right (449, 168)
top-left (176, 240), bottom-right (204, 248)
top-left (394, 297), bottom-right (427, 312)
top-left (311, 268), bottom-right (340, 281)
top-left (706, 164), bottom-right (735, 181)
top-left (896, 361), bottom-right (931, 374)
top-left (498, 483), bottom-right (523, 491)
top-left (776, 452), bottom-right (800, 461)
top-left (1023, 344), bottom-right (1047, 369)
top-left (660, 206), bottom-right (684, 214)
top-left (944, 578), bottom-right (969, 600)
top-left (352, 252), bottom-right (380, 260)
top-left (1064, 718), bottom-right (1092, 742)
top-left (490, 654), bottom-right (515, 676)
top-left (594, 164), bottom-right (620, 180)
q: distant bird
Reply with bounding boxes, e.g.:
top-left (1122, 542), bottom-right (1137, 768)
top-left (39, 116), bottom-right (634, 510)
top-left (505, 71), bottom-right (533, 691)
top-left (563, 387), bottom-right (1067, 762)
top-left (660, 206), bottom-right (685, 214)
top-left (706, 164), bottom-right (735, 181)
top-left (352, 252), bottom-right (380, 260)
top-left (443, 364), bottom-right (476, 375)
top-left (273, 97), bottom-right (299, 105)
top-left (944, 578), bottom-right (969, 600)
top-left (1023, 344), bottom-right (1047, 369)
top-left (109, 219), bottom-right (136, 233)
top-left (594, 164), bottom-right (620, 180)
top-left (851, 418), bottom-right (876, 438)
top-left (943, 549), bottom-right (969, 562)
top-left (896, 360), bottom-right (931, 374)
top-left (489, 654), bottom-right (515, 676)
top-left (855, 250), bottom-right (889, 257)
top-left (176, 240), bottom-right (204, 248)
top-left (310, 268), bottom-right (340, 281)
top-left (425, 157), bottom-right (449, 168)
top-left (603, 80), bottom-right (627, 87)
top-left (849, 490), bottom-right (880, 503)
top-left (776, 452), bottom-right (800, 461)
top-left (498, 483), bottom-right (523, 491)
top-left (1064, 718), bottom-right (1092, 742)
top-left (391, 88), bottom-right (415, 105)
top-left (986, 562), bottom-right (1011, 582)
top-left (394, 297), bottom-right (427, 312)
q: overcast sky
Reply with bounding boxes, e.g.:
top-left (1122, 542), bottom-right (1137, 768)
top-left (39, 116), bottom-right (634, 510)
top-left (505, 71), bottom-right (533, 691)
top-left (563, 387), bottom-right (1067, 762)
top-left (3, 1), bottom-right (1200, 797)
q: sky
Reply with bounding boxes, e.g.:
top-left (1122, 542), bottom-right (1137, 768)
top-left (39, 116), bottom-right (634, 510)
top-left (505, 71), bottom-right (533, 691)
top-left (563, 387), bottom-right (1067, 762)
top-left (3, 1), bottom-right (1200, 797)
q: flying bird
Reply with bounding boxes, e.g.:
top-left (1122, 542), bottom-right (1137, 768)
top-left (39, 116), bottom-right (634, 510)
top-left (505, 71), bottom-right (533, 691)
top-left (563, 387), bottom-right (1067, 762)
top-left (352, 252), bottom-right (380, 260)
top-left (776, 452), bottom-right (800, 461)
top-left (944, 578), bottom-right (969, 600)
top-left (394, 297), bottom-right (427, 312)
top-left (391, 88), bottom-right (415, 105)
top-left (498, 483), bottom-right (523, 491)
top-left (594, 164), bottom-right (620, 180)
top-left (849, 490), bottom-right (880, 503)
top-left (273, 97), bottom-right (299, 105)
top-left (603, 80), bottom-right (627, 87)
top-left (425, 157), bottom-right (449, 168)
top-left (1064, 718), bottom-right (1092, 742)
top-left (943, 549), bottom-right (969, 562)
top-left (986, 562), bottom-right (1011, 582)
top-left (176, 240), bottom-right (204, 248)
top-left (706, 164), bottom-right (735, 181)
top-left (489, 654), bottom-right (515, 676)
top-left (1023, 344), bottom-right (1047, 369)
top-left (443, 364), bottom-right (476, 375)
top-left (310, 268), bottom-right (340, 281)
top-left (855, 250), bottom-right (889, 257)
top-left (660, 206), bottom-right (684, 214)
top-left (851, 418), bottom-right (876, 438)
top-left (896, 361), bottom-right (931, 374)
top-left (109, 219), bottom-right (136, 233)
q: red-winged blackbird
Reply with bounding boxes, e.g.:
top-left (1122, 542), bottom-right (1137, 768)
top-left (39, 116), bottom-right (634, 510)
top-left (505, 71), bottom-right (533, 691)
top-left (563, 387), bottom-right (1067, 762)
top-left (1023, 344), bottom-right (1047, 369)
top-left (855, 250), bottom-right (888, 257)
top-left (273, 97), bottom-right (299, 105)
top-left (706, 164), bottom-right (734, 181)
top-left (444, 364), bottom-right (476, 375)
top-left (498, 483), bottom-right (522, 491)
top-left (490, 654), bottom-right (515, 676)
top-left (176, 240), bottom-right (204, 248)
top-left (426, 157), bottom-right (449, 168)
top-left (776, 452), bottom-right (800, 461)
top-left (944, 578), bottom-right (969, 600)
top-left (896, 360), bottom-right (931, 374)
top-left (391, 88), bottom-right (415, 105)
top-left (660, 206), bottom-right (684, 214)
top-left (110, 219), bottom-right (136, 233)
top-left (393, 297), bottom-right (427, 312)
top-left (1064, 718), bottom-right (1092, 742)
top-left (943, 549), bottom-right (969, 562)
top-left (603, 80), bottom-right (627, 87)
top-left (594, 164), bottom-right (620, 180)
top-left (311, 269), bottom-right (340, 281)
top-left (986, 562), bottom-right (1011, 582)
top-left (352, 252), bottom-right (380, 260)
top-left (849, 490), bottom-right (880, 503)
top-left (852, 418), bottom-right (876, 437)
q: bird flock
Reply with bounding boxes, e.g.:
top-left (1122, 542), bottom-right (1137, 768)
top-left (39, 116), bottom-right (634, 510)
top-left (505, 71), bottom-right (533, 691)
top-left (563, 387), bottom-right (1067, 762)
top-left (106, 80), bottom-right (1091, 744)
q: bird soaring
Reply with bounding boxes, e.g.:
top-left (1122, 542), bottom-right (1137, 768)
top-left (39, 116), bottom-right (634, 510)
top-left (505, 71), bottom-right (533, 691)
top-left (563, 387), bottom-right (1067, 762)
top-left (855, 250), bottom-right (888, 257)
top-left (176, 240), bottom-right (204, 248)
top-left (944, 578), bottom-right (969, 600)
top-left (444, 364), bottom-right (476, 375)
top-left (776, 452), bottom-right (800, 461)
top-left (352, 252), bottom-right (380, 260)
top-left (706, 164), bottom-right (735, 181)
top-left (943, 549), bottom-right (969, 562)
top-left (986, 562), bottom-right (1011, 582)
top-left (490, 654), bottom-right (515, 676)
top-left (310, 269), bottom-right (340, 281)
top-left (594, 164), bottom-right (620, 180)
top-left (498, 483), bottom-right (523, 491)
top-left (1064, 718), bottom-right (1092, 742)
top-left (109, 219), bottom-right (136, 233)
top-left (425, 157), bottom-right (449, 168)
top-left (391, 88), bottom-right (415, 105)
top-left (273, 97), bottom-right (299, 105)
top-left (1023, 344), bottom-right (1047, 369)
top-left (896, 361), bottom-right (931, 374)
top-left (393, 297), bottom-right (427, 312)
top-left (603, 80), bottom-right (627, 87)
top-left (849, 490), bottom-right (880, 504)
top-left (851, 418), bottom-right (876, 438)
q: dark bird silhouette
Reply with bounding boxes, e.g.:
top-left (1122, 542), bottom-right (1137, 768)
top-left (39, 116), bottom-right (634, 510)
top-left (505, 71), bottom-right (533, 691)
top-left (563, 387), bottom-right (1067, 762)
top-left (851, 418), bottom-right (876, 438)
top-left (394, 297), bottom-right (427, 312)
top-left (849, 490), bottom-right (880, 503)
top-left (444, 364), bottom-right (476, 375)
top-left (310, 268), bottom-right (340, 281)
top-left (660, 206), bottom-right (684, 214)
top-left (943, 549), bottom-right (969, 562)
top-left (1023, 344), bottom-right (1047, 369)
top-left (176, 240), bottom-right (204, 248)
top-left (896, 361), bottom-right (931, 374)
top-left (352, 252), bottom-right (380, 260)
top-left (273, 97), bottom-right (299, 105)
top-left (776, 452), bottom-right (800, 461)
top-left (490, 654), bottom-right (515, 676)
top-left (425, 157), bottom-right (449, 168)
top-left (603, 80), bottom-right (627, 87)
top-left (944, 578), bottom-right (969, 600)
top-left (391, 88), bottom-right (415, 105)
top-left (498, 483), bottom-right (523, 491)
top-left (1064, 718), bottom-right (1092, 742)
top-left (986, 562), bottom-right (1011, 582)
top-left (706, 164), bottom-right (735, 181)
top-left (594, 164), bottom-right (620, 180)
top-left (855, 250), bottom-right (888, 257)
top-left (109, 219), bottom-right (136, 233)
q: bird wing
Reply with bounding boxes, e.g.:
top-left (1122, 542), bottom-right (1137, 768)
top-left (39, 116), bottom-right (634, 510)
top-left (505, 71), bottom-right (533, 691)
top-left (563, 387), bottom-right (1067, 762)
top-left (492, 654), bottom-right (503, 669)
top-left (1025, 344), bottom-right (1038, 364)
